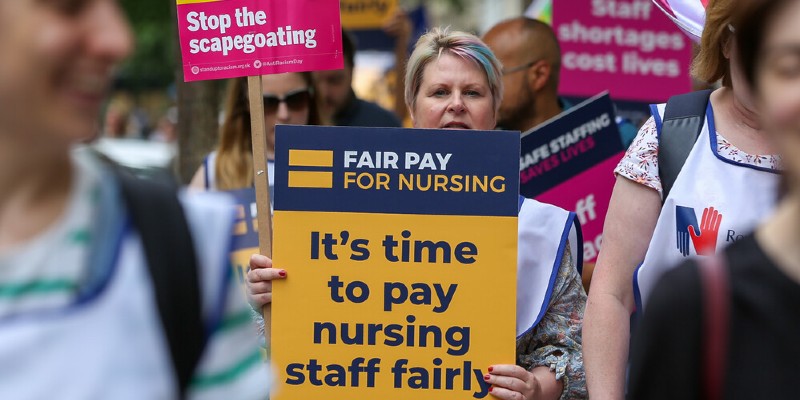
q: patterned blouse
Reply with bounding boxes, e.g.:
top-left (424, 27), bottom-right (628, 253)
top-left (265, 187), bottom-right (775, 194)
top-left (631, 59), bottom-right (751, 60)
top-left (517, 242), bottom-right (587, 400)
top-left (615, 117), bottom-right (781, 196)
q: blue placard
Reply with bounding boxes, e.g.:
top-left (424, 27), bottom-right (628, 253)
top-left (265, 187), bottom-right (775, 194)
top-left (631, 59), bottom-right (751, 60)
top-left (228, 188), bottom-right (259, 250)
top-left (519, 93), bottom-right (625, 198)
top-left (351, 29), bottom-right (395, 51)
top-left (273, 126), bottom-right (520, 217)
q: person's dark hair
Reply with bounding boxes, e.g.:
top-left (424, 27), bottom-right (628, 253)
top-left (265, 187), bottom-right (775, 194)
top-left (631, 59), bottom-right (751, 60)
top-left (736, 0), bottom-right (791, 89)
top-left (342, 29), bottom-right (356, 69)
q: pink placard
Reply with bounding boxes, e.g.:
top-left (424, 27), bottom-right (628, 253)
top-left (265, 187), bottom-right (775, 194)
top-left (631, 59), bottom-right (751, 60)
top-left (536, 153), bottom-right (623, 263)
top-left (552, 0), bottom-right (692, 102)
top-left (176, 0), bottom-right (343, 82)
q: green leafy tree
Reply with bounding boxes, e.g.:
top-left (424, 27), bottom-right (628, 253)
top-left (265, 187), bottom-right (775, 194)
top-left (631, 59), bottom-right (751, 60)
top-left (121, 0), bottom-right (222, 183)
top-left (119, 0), bottom-right (176, 89)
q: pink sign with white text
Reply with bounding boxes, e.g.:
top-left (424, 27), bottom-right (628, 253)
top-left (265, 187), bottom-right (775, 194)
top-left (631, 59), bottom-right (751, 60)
top-left (552, 0), bottom-right (692, 102)
top-left (519, 93), bottom-right (624, 263)
top-left (175, 0), bottom-right (343, 82)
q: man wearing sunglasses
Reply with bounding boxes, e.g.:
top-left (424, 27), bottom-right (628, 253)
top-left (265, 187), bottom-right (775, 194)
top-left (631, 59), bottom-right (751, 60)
top-left (312, 30), bottom-right (402, 128)
top-left (482, 17), bottom-right (637, 147)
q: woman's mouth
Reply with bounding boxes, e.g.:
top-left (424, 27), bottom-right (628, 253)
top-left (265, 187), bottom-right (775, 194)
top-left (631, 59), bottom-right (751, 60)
top-left (442, 121), bottom-right (470, 129)
top-left (63, 72), bottom-right (111, 109)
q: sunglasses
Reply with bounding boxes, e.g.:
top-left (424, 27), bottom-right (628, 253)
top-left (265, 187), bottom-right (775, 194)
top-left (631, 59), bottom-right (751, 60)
top-left (262, 88), bottom-right (311, 113)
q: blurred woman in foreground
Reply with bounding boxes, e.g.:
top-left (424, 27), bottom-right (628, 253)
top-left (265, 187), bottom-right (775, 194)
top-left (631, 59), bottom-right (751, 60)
top-left (627, 0), bottom-right (800, 398)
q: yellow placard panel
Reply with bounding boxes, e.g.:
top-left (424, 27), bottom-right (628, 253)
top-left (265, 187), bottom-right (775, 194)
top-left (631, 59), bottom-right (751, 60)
top-left (287, 171), bottom-right (334, 189)
top-left (340, 0), bottom-right (398, 30)
top-left (289, 150), bottom-right (334, 167)
top-left (271, 211), bottom-right (516, 399)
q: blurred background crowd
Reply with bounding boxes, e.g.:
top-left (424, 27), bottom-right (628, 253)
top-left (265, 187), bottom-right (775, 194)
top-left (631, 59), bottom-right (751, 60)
top-left (100, 0), bottom-right (599, 181)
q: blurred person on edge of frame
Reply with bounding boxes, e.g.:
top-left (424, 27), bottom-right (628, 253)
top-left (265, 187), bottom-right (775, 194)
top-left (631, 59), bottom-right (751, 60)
top-left (0, 0), bottom-right (268, 398)
top-left (628, 0), bottom-right (800, 398)
top-left (582, 0), bottom-right (781, 397)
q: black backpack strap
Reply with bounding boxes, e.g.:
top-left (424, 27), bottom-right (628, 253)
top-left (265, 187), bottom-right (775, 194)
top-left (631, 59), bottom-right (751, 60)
top-left (658, 89), bottom-right (713, 204)
top-left (117, 173), bottom-right (206, 398)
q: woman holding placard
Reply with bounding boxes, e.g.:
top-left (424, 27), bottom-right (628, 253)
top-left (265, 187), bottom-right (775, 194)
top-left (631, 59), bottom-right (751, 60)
top-left (249, 27), bottom-right (588, 399)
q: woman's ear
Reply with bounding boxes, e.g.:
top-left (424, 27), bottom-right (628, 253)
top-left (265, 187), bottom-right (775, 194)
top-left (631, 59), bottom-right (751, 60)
top-left (722, 30), bottom-right (734, 59)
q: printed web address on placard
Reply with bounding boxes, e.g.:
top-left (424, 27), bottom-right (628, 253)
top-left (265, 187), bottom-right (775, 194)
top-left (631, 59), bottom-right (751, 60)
top-left (192, 59), bottom-right (304, 74)
top-left (195, 63), bottom-right (250, 73)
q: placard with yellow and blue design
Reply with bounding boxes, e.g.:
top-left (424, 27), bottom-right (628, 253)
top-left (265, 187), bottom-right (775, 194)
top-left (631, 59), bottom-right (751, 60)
top-left (226, 188), bottom-right (259, 297)
top-left (270, 125), bottom-right (519, 399)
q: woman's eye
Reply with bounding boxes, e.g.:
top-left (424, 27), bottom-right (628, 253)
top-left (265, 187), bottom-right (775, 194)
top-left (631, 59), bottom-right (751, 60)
top-left (43, 0), bottom-right (90, 15)
top-left (433, 89), bottom-right (448, 97)
top-left (766, 50), bottom-right (800, 79)
top-left (774, 62), bottom-right (800, 79)
top-left (465, 90), bottom-right (481, 97)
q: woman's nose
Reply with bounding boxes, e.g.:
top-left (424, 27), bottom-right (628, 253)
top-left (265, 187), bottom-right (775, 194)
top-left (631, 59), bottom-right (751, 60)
top-left (276, 100), bottom-right (290, 121)
top-left (85, 0), bottom-right (135, 64)
top-left (447, 94), bottom-right (465, 113)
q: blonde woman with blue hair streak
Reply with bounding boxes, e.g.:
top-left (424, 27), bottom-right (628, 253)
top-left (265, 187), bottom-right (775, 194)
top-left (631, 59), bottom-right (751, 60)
top-left (406, 27), bottom-right (586, 400)
top-left (247, 27), bottom-right (587, 399)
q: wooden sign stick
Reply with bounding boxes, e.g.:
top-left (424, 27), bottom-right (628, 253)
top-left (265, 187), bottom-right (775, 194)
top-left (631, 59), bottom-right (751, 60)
top-left (246, 75), bottom-right (274, 349)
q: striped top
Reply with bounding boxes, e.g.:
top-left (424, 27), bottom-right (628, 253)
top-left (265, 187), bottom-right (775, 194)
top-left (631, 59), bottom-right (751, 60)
top-left (0, 149), bottom-right (269, 399)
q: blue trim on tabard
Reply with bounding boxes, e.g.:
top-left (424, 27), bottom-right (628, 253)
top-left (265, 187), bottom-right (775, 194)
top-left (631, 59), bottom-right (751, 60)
top-left (705, 103), bottom-right (779, 175)
top-left (519, 214), bottom-right (573, 338)
top-left (203, 155), bottom-right (211, 190)
top-left (76, 221), bottom-right (128, 307)
top-left (0, 171), bottom-right (128, 325)
top-left (570, 212), bottom-right (584, 276)
top-left (76, 171), bottom-right (128, 305)
top-left (518, 195), bottom-right (525, 213)
top-left (650, 104), bottom-right (663, 140)
top-left (632, 261), bottom-right (644, 315)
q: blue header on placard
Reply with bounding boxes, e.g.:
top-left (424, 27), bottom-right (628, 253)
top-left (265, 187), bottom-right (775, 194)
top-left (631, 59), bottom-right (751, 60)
top-left (519, 93), bottom-right (624, 198)
top-left (273, 126), bottom-right (520, 217)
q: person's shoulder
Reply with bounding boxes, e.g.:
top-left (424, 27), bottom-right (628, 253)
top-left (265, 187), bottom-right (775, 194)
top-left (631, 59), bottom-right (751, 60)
top-left (518, 198), bottom-right (574, 241)
top-left (519, 197), bottom-right (570, 221)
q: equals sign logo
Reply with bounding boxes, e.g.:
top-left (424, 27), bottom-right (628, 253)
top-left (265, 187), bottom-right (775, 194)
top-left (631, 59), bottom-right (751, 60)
top-left (288, 149), bottom-right (334, 188)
